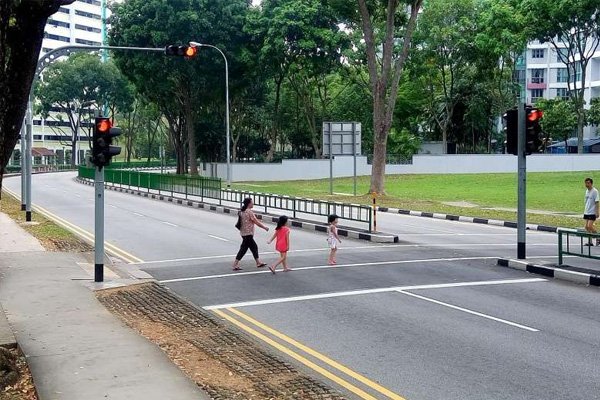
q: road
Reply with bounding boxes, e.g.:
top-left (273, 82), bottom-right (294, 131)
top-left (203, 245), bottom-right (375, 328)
top-left (4, 172), bottom-right (600, 400)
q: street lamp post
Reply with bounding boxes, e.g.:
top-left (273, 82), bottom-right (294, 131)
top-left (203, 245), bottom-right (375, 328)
top-left (189, 41), bottom-right (231, 187)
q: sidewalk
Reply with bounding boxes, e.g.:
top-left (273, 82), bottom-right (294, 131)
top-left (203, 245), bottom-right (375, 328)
top-left (0, 212), bottom-right (210, 400)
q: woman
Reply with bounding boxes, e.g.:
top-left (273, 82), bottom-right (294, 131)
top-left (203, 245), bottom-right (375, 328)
top-left (232, 197), bottom-right (269, 271)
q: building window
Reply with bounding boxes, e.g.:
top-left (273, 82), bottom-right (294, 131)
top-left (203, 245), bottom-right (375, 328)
top-left (556, 47), bottom-right (570, 63)
top-left (79, 0), bottom-right (101, 5)
top-left (47, 19), bottom-right (70, 28)
top-left (44, 33), bottom-right (70, 43)
top-left (569, 62), bottom-right (583, 82)
top-left (513, 69), bottom-right (525, 85)
top-left (75, 38), bottom-right (102, 46)
top-left (75, 24), bottom-right (101, 33)
top-left (531, 89), bottom-right (544, 102)
top-left (75, 10), bottom-right (101, 20)
top-left (58, 6), bottom-right (69, 13)
top-left (556, 88), bottom-right (570, 99)
top-left (556, 68), bottom-right (569, 83)
top-left (531, 69), bottom-right (545, 84)
top-left (531, 49), bottom-right (544, 59)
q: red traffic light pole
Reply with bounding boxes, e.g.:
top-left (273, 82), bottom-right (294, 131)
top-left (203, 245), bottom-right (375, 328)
top-left (24, 45), bottom-right (164, 282)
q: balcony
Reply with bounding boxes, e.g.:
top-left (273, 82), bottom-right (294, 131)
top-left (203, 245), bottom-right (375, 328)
top-left (527, 82), bottom-right (547, 89)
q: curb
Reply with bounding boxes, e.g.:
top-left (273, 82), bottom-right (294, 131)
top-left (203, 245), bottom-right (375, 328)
top-left (377, 206), bottom-right (560, 233)
top-left (77, 178), bottom-right (399, 243)
top-left (497, 258), bottom-right (600, 287)
top-left (0, 303), bottom-right (17, 349)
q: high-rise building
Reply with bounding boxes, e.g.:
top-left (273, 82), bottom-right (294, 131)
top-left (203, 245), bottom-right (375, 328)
top-left (524, 39), bottom-right (600, 138)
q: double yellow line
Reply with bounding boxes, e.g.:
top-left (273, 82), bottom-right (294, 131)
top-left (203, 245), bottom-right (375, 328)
top-left (3, 188), bottom-right (142, 264)
top-left (214, 307), bottom-right (406, 400)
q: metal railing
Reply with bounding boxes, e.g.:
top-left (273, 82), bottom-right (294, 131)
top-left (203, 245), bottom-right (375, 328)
top-left (78, 166), bottom-right (373, 231)
top-left (558, 229), bottom-right (600, 265)
top-left (79, 166), bottom-right (221, 201)
top-left (221, 189), bottom-right (373, 231)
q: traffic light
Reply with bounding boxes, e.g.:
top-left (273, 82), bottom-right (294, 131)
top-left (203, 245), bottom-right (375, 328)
top-left (164, 45), bottom-right (198, 58)
top-left (525, 106), bottom-right (543, 155)
top-left (503, 107), bottom-right (518, 155)
top-left (92, 117), bottom-right (121, 169)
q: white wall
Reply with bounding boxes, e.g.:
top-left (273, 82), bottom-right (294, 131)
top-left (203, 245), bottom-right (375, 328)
top-left (202, 154), bottom-right (600, 182)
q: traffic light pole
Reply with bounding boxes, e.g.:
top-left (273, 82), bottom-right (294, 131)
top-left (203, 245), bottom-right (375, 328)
top-left (517, 102), bottom-right (526, 259)
top-left (23, 44), bottom-right (163, 282)
top-left (94, 167), bottom-right (105, 282)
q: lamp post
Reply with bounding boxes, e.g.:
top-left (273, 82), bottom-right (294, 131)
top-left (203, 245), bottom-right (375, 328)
top-left (189, 41), bottom-right (231, 187)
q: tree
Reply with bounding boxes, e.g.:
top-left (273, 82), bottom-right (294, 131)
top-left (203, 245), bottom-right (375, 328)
top-left (247, 0), bottom-right (347, 161)
top-left (521, 0), bottom-right (600, 153)
top-left (338, 0), bottom-right (423, 193)
top-left (588, 98), bottom-right (600, 127)
top-left (0, 0), bottom-right (75, 194)
top-left (413, 0), bottom-right (479, 154)
top-left (536, 98), bottom-right (578, 151)
top-left (110, 0), bottom-right (251, 174)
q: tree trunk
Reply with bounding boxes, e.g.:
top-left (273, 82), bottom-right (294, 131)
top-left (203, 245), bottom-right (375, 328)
top-left (183, 93), bottom-right (198, 175)
top-left (266, 77), bottom-right (284, 162)
top-left (369, 87), bottom-right (388, 193)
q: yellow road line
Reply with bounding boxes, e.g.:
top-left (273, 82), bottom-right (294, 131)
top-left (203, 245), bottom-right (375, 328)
top-left (212, 309), bottom-right (379, 400)
top-left (228, 307), bottom-right (406, 400)
top-left (3, 188), bottom-right (143, 264)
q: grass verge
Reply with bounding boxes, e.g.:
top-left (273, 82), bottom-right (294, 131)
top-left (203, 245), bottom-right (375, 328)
top-left (0, 190), bottom-right (92, 252)
top-left (231, 172), bottom-right (593, 230)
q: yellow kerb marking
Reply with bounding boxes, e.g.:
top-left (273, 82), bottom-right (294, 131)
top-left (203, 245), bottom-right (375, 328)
top-left (228, 307), bottom-right (406, 400)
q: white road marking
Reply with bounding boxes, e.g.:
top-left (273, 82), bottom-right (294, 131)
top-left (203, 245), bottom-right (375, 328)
top-left (203, 278), bottom-right (546, 310)
top-left (396, 290), bottom-right (539, 332)
top-left (160, 257), bottom-right (499, 283)
top-left (133, 243), bottom-right (559, 266)
top-left (162, 221), bottom-right (178, 227)
top-left (133, 212), bottom-right (144, 217)
top-left (108, 204), bottom-right (117, 208)
top-left (208, 234), bottom-right (229, 242)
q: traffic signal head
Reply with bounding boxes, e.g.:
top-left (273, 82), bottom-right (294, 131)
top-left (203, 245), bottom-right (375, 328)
top-left (503, 107), bottom-right (518, 155)
top-left (164, 45), bottom-right (198, 58)
top-left (92, 117), bottom-right (122, 169)
top-left (525, 106), bottom-right (543, 155)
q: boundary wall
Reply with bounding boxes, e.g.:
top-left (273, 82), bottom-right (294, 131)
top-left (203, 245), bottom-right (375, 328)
top-left (204, 154), bottom-right (600, 182)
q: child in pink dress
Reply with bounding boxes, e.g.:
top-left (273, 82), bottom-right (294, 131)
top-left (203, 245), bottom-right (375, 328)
top-left (327, 214), bottom-right (341, 265)
top-left (267, 215), bottom-right (291, 273)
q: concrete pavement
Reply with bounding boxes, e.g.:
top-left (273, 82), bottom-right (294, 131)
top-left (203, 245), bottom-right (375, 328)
top-left (0, 211), bottom-right (210, 400)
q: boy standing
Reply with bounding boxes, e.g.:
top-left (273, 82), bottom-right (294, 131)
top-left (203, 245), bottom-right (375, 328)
top-left (583, 178), bottom-right (599, 246)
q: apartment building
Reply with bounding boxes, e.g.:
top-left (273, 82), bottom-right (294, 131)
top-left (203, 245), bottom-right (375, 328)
top-left (524, 39), bottom-right (600, 138)
top-left (18, 0), bottom-right (107, 166)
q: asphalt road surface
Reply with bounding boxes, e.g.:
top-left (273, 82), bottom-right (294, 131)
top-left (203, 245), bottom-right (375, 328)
top-left (4, 172), bottom-right (599, 400)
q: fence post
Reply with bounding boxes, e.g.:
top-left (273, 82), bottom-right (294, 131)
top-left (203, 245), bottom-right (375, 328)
top-left (558, 230), bottom-right (563, 265)
top-left (201, 177), bottom-right (204, 202)
top-left (185, 176), bottom-right (188, 200)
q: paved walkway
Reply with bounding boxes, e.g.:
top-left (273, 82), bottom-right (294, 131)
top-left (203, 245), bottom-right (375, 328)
top-left (0, 211), bottom-right (209, 400)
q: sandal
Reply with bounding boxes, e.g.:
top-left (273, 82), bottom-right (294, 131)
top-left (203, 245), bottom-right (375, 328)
top-left (269, 265), bottom-right (276, 274)
top-left (257, 263), bottom-right (267, 268)
top-left (232, 267), bottom-right (243, 271)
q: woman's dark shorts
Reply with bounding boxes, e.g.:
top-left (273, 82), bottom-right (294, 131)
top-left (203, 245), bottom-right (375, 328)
top-left (583, 214), bottom-right (597, 221)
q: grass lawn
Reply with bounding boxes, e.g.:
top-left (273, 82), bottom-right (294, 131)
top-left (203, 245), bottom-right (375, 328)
top-left (231, 171), bottom-right (600, 230)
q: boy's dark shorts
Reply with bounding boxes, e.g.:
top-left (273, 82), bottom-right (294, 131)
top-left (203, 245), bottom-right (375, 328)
top-left (583, 214), bottom-right (597, 221)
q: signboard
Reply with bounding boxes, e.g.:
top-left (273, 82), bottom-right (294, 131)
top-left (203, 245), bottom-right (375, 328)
top-left (322, 122), bottom-right (361, 156)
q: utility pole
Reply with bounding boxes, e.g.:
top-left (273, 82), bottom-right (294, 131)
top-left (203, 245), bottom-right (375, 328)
top-left (516, 51), bottom-right (527, 259)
